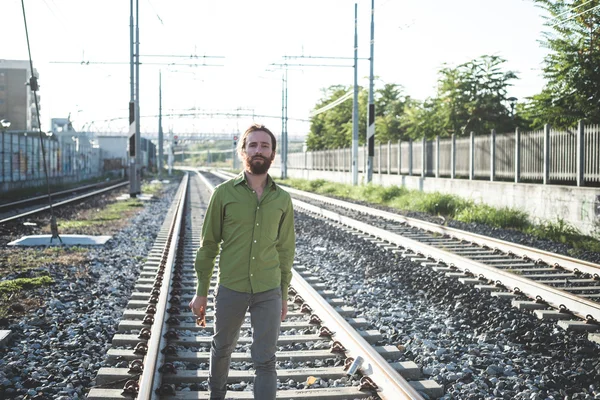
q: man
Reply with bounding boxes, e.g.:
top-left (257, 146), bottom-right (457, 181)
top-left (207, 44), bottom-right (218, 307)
top-left (189, 123), bottom-right (296, 400)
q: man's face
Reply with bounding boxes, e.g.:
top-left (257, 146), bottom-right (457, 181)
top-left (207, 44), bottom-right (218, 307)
top-left (244, 130), bottom-right (274, 175)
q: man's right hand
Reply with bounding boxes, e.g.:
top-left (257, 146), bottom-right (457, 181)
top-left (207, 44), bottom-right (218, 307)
top-left (189, 295), bottom-right (208, 325)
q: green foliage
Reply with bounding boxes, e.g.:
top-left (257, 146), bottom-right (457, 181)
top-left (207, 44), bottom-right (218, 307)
top-left (455, 205), bottom-right (530, 229)
top-left (431, 55), bottom-right (518, 136)
top-left (521, 0), bottom-right (600, 128)
top-left (0, 276), bottom-right (54, 296)
top-left (58, 199), bottom-right (143, 229)
top-left (142, 181), bottom-right (163, 196)
top-left (306, 82), bottom-right (415, 150)
top-left (527, 218), bottom-right (581, 244)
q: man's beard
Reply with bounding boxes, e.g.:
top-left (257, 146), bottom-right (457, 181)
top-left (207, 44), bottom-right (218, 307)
top-left (245, 154), bottom-right (273, 175)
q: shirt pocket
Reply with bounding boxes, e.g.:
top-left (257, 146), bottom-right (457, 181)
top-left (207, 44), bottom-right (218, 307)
top-left (261, 208), bottom-right (283, 242)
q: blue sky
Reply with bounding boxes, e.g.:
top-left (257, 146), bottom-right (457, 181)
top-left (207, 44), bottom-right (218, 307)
top-left (2, 0), bottom-right (549, 137)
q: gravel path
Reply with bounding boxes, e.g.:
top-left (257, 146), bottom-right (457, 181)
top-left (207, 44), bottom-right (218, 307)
top-left (0, 183), bottom-right (177, 400)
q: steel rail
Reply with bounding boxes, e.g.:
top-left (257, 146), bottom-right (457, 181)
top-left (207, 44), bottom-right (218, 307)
top-left (0, 180), bottom-right (126, 211)
top-left (277, 185), bottom-right (600, 276)
top-left (292, 198), bottom-right (600, 322)
top-left (0, 181), bottom-right (129, 224)
top-left (291, 269), bottom-right (425, 400)
top-left (136, 174), bottom-right (189, 399)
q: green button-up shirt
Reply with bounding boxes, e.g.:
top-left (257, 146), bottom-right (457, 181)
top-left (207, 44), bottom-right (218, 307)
top-left (194, 172), bottom-right (296, 299)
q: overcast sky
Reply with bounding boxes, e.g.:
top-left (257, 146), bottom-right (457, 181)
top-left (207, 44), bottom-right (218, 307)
top-left (2, 0), bottom-right (549, 137)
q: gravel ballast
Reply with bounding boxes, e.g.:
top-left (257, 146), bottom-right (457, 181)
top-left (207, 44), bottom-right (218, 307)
top-left (0, 184), bottom-right (177, 400)
top-left (294, 211), bottom-right (600, 400)
top-left (2, 175), bottom-right (600, 400)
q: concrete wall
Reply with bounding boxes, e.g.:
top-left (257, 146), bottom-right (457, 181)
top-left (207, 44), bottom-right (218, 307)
top-left (270, 167), bottom-right (600, 237)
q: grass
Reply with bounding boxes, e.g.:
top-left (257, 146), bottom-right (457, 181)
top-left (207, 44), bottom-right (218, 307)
top-left (0, 276), bottom-right (54, 297)
top-left (1, 247), bottom-right (88, 274)
top-left (276, 177), bottom-right (600, 253)
top-left (58, 198), bottom-right (143, 230)
top-left (142, 181), bottom-right (164, 196)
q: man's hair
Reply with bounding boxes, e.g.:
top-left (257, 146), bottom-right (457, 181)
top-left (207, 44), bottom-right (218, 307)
top-left (237, 123), bottom-right (277, 157)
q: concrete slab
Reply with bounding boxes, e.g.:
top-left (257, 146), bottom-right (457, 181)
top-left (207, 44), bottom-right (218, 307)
top-left (7, 234), bottom-right (112, 246)
top-left (0, 330), bottom-right (11, 346)
top-left (115, 194), bottom-right (154, 201)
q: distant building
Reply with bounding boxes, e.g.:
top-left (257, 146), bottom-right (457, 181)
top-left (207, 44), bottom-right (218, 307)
top-left (0, 59), bottom-right (40, 131)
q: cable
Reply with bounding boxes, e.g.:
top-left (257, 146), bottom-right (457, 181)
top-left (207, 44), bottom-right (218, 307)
top-left (547, 0), bottom-right (595, 23)
top-left (551, 3), bottom-right (600, 28)
top-left (20, 0), bottom-right (62, 243)
top-left (309, 91), bottom-right (354, 117)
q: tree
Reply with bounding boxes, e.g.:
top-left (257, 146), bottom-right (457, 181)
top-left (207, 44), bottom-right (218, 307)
top-left (522, 0), bottom-right (600, 128)
top-left (306, 82), bottom-right (412, 150)
top-left (432, 55), bottom-right (518, 136)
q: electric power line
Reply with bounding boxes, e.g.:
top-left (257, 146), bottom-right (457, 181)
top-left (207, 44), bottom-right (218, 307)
top-left (551, 3), bottom-right (600, 27)
top-left (547, 0), bottom-right (596, 23)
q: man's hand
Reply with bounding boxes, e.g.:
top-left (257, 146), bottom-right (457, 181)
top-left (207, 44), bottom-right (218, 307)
top-left (281, 298), bottom-right (288, 321)
top-left (189, 295), bottom-right (208, 327)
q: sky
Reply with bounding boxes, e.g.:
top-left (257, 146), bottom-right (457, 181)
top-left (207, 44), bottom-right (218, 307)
top-left (2, 0), bottom-right (550, 139)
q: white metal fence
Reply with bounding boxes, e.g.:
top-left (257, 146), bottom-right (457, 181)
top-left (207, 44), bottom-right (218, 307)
top-left (280, 122), bottom-right (600, 186)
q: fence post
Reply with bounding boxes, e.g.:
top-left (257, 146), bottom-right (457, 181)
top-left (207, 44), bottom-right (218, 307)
top-left (387, 141), bottom-right (391, 175)
top-left (490, 129), bottom-right (496, 181)
top-left (435, 135), bottom-right (440, 178)
top-left (543, 124), bottom-right (550, 185)
top-left (398, 140), bottom-right (401, 175)
top-left (577, 120), bottom-right (584, 186)
top-left (420, 137), bottom-right (425, 178)
top-left (515, 127), bottom-right (521, 183)
top-left (408, 139), bottom-right (413, 176)
top-left (451, 133), bottom-right (456, 179)
top-left (469, 131), bottom-right (474, 180)
top-left (378, 142), bottom-right (381, 174)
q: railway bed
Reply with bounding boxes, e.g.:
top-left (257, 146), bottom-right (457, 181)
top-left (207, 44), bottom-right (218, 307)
top-left (88, 172), bottom-right (431, 399)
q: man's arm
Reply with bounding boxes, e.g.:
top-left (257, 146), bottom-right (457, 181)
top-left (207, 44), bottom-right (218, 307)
top-left (277, 196), bottom-right (296, 303)
top-left (194, 188), bottom-right (223, 297)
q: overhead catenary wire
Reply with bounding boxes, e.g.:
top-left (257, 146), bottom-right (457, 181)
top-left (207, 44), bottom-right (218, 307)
top-left (20, 0), bottom-right (62, 243)
top-left (546, 0), bottom-right (596, 23)
top-left (551, 3), bottom-right (600, 27)
top-left (309, 91), bottom-right (354, 117)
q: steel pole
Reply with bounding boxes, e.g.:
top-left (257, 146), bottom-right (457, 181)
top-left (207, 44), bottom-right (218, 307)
top-left (158, 70), bottom-right (163, 178)
top-left (134, 0), bottom-right (141, 194)
top-left (366, 0), bottom-right (375, 183)
top-left (352, 3), bottom-right (359, 186)
top-left (128, 0), bottom-right (136, 196)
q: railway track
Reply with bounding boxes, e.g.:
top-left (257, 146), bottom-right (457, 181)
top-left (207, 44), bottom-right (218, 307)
top-left (87, 171), bottom-right (433, 399)
top-left (208, 169), bottom-right (600, 345)
top-left (0, 180), bottom-right (129, 224)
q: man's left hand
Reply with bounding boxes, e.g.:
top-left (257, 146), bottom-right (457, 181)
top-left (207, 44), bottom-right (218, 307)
top-left (281, 298), bottom-right (288, 321)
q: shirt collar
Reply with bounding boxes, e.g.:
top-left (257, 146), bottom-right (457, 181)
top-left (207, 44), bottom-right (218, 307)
top-left (233, 171), bottom-right (277, 190)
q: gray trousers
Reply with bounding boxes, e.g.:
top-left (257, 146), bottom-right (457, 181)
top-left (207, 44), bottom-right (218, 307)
top-left (209, 285), bottom-right (282, 400)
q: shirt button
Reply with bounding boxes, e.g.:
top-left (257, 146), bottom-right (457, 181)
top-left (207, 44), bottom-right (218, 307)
top-left (256, 223), bottom-right (259, 226)
top-left (252, 257), bottom-right (255, 260)
top-left (253, 240), bottom-right (257, 243)
top-left (257, 207), bottom-right (260, 210)
top-left (250, 273), bottom-right (253, 277)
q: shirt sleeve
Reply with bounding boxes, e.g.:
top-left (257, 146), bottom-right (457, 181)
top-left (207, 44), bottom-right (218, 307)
top-left (194, 187), bottom-right (223, 296)
top-left (277, 195), bottom-right (296, 299)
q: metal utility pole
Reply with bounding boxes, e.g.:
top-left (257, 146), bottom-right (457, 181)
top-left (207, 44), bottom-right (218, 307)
top-left (128, 0), bottom-right (141, 196)
top-left (352, 2), bottom-right (359, 185)
top-left (281, 66), bottom-right (288, 179)
top-left (366, 0), bottom-right (375, 183)
top-left (158, 70), bottom-right (163, 178)
top-left (134, 0), bottom-right (141, 194)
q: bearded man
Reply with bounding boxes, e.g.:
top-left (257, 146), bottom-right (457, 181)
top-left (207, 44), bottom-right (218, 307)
top-left (189, 123), bottom-right (296, 400)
